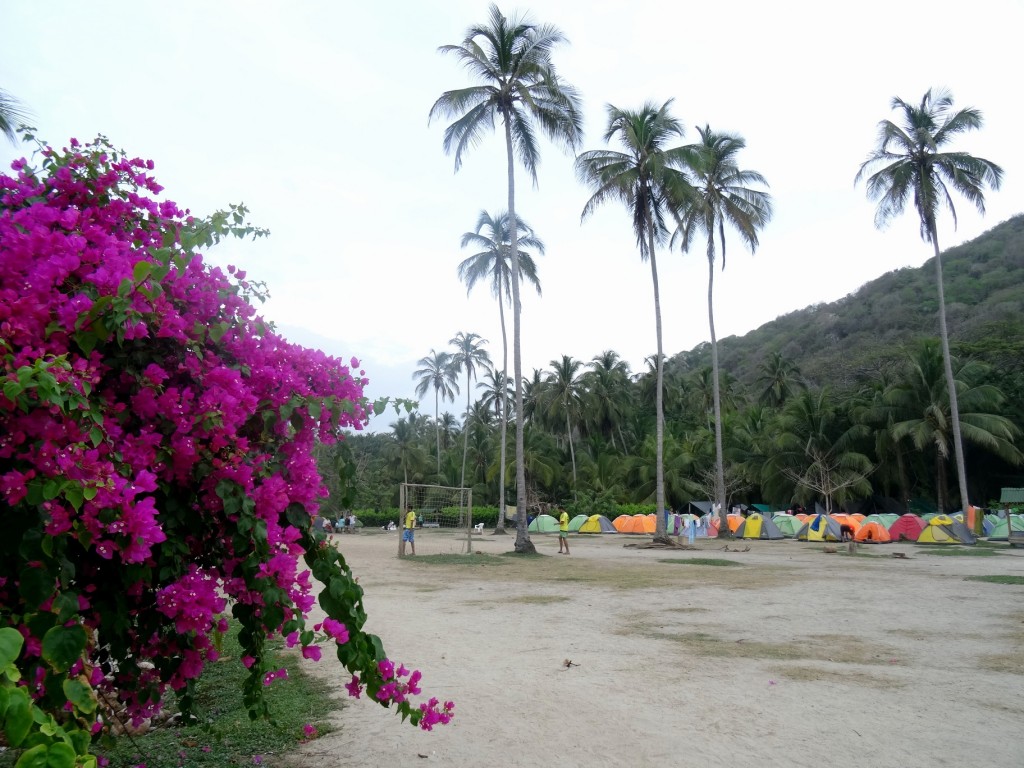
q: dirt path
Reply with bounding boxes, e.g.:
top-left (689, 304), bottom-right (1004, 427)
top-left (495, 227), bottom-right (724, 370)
top-left (286, 532), bottom-right (1024, 768)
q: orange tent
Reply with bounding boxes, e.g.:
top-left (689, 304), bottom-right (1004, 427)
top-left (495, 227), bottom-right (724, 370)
top-left (832, 513), bottom-right (861, 532)
top-left (643, 513), bottom-right (657, 533)
top-left (726, 513), bottom-right (744, 533)
top-left (854, 521), bottom-right (891, 543)
top-left (613, 514), bottom-right (643, 533)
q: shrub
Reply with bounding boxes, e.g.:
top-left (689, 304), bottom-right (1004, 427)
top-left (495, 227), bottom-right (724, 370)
top-left (0, 136), bottom-right (451, 765)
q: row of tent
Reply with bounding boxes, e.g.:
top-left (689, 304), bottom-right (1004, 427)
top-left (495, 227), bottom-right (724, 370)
top-left (526, 510), bottom-right (1023, 545)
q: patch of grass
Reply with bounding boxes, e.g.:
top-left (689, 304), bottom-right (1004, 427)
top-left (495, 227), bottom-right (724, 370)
top-left (506, 594), bottom-right (570, 605)
top-left (657, 558), bottom-right (743, 567)
top-left (975, 540), bottom-right (1009, 549)
top-left (408, 553), bottom-right (508, 566)
top-left (978, 651), bottom-right (1024, 675)
top-left (93, 624), bottom-right (337, 768)
top-left (774, 666), bottom-right (905, 689)
top-left (917, 547), bottom-right (997, 556)
top-left (965, 575), bottom-right (1024, 585)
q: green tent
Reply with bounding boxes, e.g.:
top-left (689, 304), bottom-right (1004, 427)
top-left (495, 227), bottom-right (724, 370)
top-left (528, 514), bottom-right (559, 533)
top-left (772, 514), bottom-right (803, 538)
top-left (568, 514), bottom-right (588, 532)
top-left (986, 515), bottom-right (1024, 541)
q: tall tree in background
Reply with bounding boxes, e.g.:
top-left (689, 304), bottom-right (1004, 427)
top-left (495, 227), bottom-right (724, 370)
top-left (675, 125), bottom-right (772, 535)
top-left (541, 355), bottom-right (585, 496)
top-left (458, 210), bottom-right (543, 532)
top-left (413, 349), bottom-right (458, 476)
top-left (431, 5), bottom-right (583, 553)
top-left (0, 88), bottom-right (29, 143)
top-left (576, 100), bottom-right (692, 538)
top-left (449, 331), bottom-right (491, 491)
top-left (857, 88), bottom-right (1003, 525)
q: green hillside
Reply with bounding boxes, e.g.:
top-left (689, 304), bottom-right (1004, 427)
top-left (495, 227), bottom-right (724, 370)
top-left (670, 214), bottom-right (1024, 394)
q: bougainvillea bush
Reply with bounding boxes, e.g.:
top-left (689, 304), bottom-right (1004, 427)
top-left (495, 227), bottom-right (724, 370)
top-left (0, 136), bottom-right (451, 766)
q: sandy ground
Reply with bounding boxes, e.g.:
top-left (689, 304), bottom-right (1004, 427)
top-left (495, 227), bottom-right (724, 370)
top-left (286, 530), bottom-right (1024, 768)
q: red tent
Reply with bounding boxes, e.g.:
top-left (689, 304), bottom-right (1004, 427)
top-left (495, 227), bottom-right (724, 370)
top-left (888, 513), bottom-right (926, 542)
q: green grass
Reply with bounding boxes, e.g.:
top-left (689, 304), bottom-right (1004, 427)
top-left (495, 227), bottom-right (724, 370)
top-left (964, 575), bottom-right (1024, 585)
top-left (91, 625), bottom-right (337, 768)
top-left (917, 547), bottom-right (997, 557)
top-left (409, 553), bottom-right (508, 566)
top-left (657, 558), bottom-right (743, 567)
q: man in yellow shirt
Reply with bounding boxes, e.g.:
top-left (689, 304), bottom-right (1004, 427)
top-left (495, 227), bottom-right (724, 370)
top-left (557, 506), bottom-right (570, 555)
top-left (401, 506), bottom-right (416, 556)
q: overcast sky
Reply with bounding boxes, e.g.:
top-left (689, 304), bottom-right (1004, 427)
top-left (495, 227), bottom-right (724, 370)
top-left (3, 1), bottom-right (1021, 430)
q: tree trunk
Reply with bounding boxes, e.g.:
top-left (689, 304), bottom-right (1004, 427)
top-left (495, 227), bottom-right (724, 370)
top-left (495, 271), bottom-right (509, 534)
top-left (566, 409), bottom-right (577, 498)
top-left (505, 112), bottom-right (534, 554)
top-left (647, 217), bottom-right (667, 539)
top-left (460, 372), bottom-right (470, 490)
top-left (708, 237), bottom-right (728, 537)
top-left (931, 232), bottom-right (971, 520)
top-left (434, 390), bottom-right (441, 477)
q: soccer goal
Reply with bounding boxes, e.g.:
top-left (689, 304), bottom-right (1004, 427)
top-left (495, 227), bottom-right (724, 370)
top-left (398, 483), bottom-right (473, 557)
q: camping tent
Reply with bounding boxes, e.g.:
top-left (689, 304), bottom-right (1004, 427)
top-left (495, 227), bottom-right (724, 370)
top-left (695, 515), bottom-right (717, 538)
top-left (726, 513), bottom-right (744, 533)
top-left (772, 514), bottom-right (803, 538)
top-left (986, 514), bottom-right (1024, 541)
top-left (578, 514), bottom-right (617, 534)
top-left (862, 513), bottom-right (899, 529)
top-left (687, 500), bottom-right (714, 516)
top-left (568, 514), bottom-right (589, 532)
top-left (888, 514), bottom-right (926, 542)
top-left (613, 514), bottom-right (646, 534)
top-left (917, 514), bottom-right (976, 545)
top-left (735, 513), bottom-right (784, 540)
top-left (750, 503), bottom-right (772, 514)
top-left (528, 514), bottom-right (559, 533)
top-left (796, 514), bottom-right (843, 542)
top-left (854, 521), bottom-right (891, 543)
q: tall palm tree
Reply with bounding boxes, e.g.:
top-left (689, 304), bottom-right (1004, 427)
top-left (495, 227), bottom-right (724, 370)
top-left (856, 88), bottom-right (1003, 524)
top-left (413, 349), bottom-right (458, 476)
top-left (675, 125), bottom-right (772, 535)
top-left (575, 100), bottom-right (693, 538)
top-left (0, 88), bottom-right (29, 144)
top-left (459, 210), bottom-right (543, 531)
top-left (756, 351), bottom-right (804, 408)
top-left (584, 351), bottom-right (633, 451)
top-left (448, 332), bottom-right (491, 491)
top-left (431, 5), bottom-right (583, 553)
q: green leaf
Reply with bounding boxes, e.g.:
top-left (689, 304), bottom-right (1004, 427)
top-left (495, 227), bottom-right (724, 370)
top-left (82, 486), bottom-right (97, 501)
top-left (0, 628), bottom-right (25, 667)
top-left (62, 678), bottom-right (96, 714)
top-left (209, 321), bottom-right (230, 343)
top-left (3, 379), bottom-right (22, 402)
top-left (41, 625), bottom-right (86, 672)
top-left (4, 686), bottom-right (32, 746)
top-left (51, 593), bottom-right (79, 624)
top-left (132, 260), bottom-right (153, 284)
top-left (88, 427), bottom-right (103, 447)
top-left (12, 743), bottom-right (47, 768)
top-left (373, 399), bottom-right (386, 416)
top-left (18, 566), bottom-right (51, 611)
top-left (45, 741), bottom-right (77, 768)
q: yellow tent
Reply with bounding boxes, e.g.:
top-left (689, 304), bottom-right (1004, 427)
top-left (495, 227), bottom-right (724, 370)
top-left (917, 514), bottom-right (976, 545)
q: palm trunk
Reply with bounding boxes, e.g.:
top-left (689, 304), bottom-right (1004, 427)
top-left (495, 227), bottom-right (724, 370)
top-left (434, 390), bottom-right (441, 476)
top-left (460, 374), bottom-right (470, 489)
top-left (708, 238), bottom-right (728, 537)
top-left (932, 233), bottom-right (971, 521)
top-left (647, 215), bottom-right (666, 538)
top-left (495, 274), bottom-right (509, 533)
top-left (566, 409), bottom-right (577, 498)
top-left (504, 112), bottom-right (534, 554)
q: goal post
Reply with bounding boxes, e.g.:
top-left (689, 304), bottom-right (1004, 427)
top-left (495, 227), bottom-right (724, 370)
top-left (398, 483), bottom-right (473, 557)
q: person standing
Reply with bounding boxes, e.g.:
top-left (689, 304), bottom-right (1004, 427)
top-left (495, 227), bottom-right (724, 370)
top-left (557, 506), bottom-right (570, 555)
top-left (401, 506), bottom-right (416, 556)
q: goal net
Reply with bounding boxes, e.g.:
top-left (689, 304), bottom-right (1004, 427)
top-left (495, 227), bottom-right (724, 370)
top-left (398, 483), bottom-right (473, 556)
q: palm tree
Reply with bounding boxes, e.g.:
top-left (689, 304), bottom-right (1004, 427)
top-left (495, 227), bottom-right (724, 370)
top-left (575, 100), bottom-right (693, 538)
top-left (540, 355), bottom-right (585, 497)
top-left (448, 332), bottom-right (491, 491)
top-left (584, 351), bottom-right (633, 451)
top-left (756, 351), bottom-right (804, 408)
top-left (431, 5), bottom-right (583, 553)
top-left (675, 125), bottom-right (772, 535)
top-left (884, 341), bottom-right (1022, 513)
top-left (856, 88), bottom-right (1003, 523)
top-left (0, 88), bottom-right (29, 144)
top-left (459, 210), bottom-right (543, 532)
top-left (413, 349), bottom-right (458, 476)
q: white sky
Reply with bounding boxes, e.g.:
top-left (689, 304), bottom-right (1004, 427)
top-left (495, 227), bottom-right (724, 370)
top-left (3, 1), bottom-right (1021, 429)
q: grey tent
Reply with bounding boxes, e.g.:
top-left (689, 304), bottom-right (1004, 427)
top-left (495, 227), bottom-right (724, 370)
top-left (734, 513), bottom-right (785, 540)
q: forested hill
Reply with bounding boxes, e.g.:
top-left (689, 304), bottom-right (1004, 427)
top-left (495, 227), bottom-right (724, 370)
top-left (669, 214), bottom-right (1024, 395)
